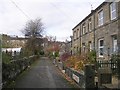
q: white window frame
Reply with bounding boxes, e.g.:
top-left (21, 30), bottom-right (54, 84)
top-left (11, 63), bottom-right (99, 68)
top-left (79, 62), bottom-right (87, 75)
top-left (79, 28), bottom-right (81, 37)
top-left (88, 18), bottom-right (92, 31)
top-left (113, 39), bottom-right (117, 52)
top-left (110, 2), bottom-right (116, 20)
top-left (112, 36), bottom-right (117, 53)
top-left (82, 24), bottom-right (86, 34)
top-left (98, 10), bottom-right (103, 26)
top-left (89, 42), bottom-right (92, 51)
top-left (89, 21), bottom-right (92, 31)
top-left (77, 29), bottom-right (79, 38)
top-left (82, 43), bottom-right (85, 52)
top-left (110, 2), bottom-right (117, 20)
top-left (98, 39), bottom-right (104, 57)
top-left (74, 31), bottom-right (76, 40)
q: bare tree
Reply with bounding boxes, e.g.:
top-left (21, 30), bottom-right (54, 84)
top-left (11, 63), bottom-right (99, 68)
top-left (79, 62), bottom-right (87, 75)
top-left (22, 18), bottom-right (44, 37)
top-left (22, 18), bottom-right (45, 56)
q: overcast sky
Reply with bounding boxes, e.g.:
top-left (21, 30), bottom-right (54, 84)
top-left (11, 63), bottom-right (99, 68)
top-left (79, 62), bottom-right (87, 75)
top-left (0, 0), bottom-right (104, 41)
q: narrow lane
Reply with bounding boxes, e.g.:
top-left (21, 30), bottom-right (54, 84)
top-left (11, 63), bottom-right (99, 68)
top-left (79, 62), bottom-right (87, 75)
top-left (14, 57), bottom-right (77, 88)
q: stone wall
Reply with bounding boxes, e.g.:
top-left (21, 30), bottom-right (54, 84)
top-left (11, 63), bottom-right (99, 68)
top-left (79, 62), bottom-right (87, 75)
top-left (72, 2), bottom-right (120, 61)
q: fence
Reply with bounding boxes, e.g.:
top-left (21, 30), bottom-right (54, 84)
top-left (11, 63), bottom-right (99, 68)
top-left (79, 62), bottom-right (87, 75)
top-left (96, 60), bottom-right (118, 74)
top-left (2, 55), bottom-right (38, 88)
top-left (56, 62), bottom-right (96, 89)
top-left (63, 67), bottom-right (85, 88)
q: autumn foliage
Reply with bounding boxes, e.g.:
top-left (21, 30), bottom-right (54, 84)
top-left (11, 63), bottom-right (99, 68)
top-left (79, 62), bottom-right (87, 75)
top-left (60, 52), bottom-right (71, 62)
top-left (46, 43), bottom-right (60, 58)
top-left (47, 43), bottom-right (60, 52)
top-left (62, 53), bottom-right (90, 71)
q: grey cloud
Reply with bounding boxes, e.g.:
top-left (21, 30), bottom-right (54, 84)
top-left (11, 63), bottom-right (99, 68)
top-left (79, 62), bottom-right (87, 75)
top-left (0, 0), bottom-right (104, 41)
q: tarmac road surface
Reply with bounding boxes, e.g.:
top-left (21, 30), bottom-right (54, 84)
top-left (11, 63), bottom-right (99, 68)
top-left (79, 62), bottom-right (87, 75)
top-left (14, 57), bottom-right (78, 89)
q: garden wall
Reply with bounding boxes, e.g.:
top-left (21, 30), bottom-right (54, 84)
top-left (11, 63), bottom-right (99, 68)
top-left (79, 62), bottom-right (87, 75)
top-left (57, 62), bottom-right (95, 89)
top-left (2, 55), bottom-right (38, 88)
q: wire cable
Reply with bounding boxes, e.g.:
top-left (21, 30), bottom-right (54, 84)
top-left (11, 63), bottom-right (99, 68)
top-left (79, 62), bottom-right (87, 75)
top-left (48, 2), bottom-right (76, 23)
top-left (10, 0), bottom-right (31, 20)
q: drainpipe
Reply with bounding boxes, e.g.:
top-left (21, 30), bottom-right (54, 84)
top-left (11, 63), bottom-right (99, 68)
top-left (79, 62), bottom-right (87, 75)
top-left (93, 11), bottom-right (96, 56)
top-left (79, 25), bottom-right (81, 54)
top-left (0, 34), bottom-right (2, 89)
top-left (93, 10), bottom-right (97, 72)
top-left (70, 36), bottom-right (72, 55)
top-left (93, 11), bottom-right (96, 54)
top-left (117, 1), bottom-right (120, 88)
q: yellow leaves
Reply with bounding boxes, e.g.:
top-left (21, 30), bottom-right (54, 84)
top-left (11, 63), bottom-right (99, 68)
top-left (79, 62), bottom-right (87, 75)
top-left (64, 53), bottom-right (90, 71)
top-left (74, 61), bottom-right (84, 71)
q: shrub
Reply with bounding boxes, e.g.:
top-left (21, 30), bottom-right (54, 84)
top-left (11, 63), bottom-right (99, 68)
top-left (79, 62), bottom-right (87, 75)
top-left (88, 50), bottom-right (96, 64)
top-left (2, 52), bottom-right (12, 64)
top-left (60, 52), bottom-right (71, 62)
top-left (64, 52), bottom-right (95, 71)
top-left (64, 53), bottom-right (91, 71)
top-left (74, 61), bottom-right (84, 70)
top-left (60, 50), bottom-right (97, 71)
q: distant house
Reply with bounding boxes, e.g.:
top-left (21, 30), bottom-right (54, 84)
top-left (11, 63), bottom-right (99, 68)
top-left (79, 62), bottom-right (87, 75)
top-left (72, 1), bottom-right (120, 61)
top-left (2, 48), bottom-right (21, 56)
top-left (2, 34), bottom-right (41, 54)
top-left (2, 48), bottom-right (21, 52)
top-left (2, 34), bottom-right (28, 48)
top-left (2, 34), bottom-right (46, 49)
top-left (2, 34), bottom-right (63, 56)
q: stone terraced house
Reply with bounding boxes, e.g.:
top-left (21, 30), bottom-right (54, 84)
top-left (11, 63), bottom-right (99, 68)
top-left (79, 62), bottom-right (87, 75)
top-left (72, 1), bottom-right (120, 61)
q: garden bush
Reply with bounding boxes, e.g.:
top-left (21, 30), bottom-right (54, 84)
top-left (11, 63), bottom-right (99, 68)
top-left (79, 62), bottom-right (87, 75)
top-left (62, 52), bottom-right (96, 71)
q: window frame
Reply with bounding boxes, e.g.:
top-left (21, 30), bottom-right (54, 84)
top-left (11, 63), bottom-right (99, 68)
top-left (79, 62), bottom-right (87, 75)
top-left (112, 36), bottom-right (117, 53)
top-left (82, 43), bottom-right (85, 52)
top-left (98, 10), bottom-right (104, 26)
top-left (74, 31), bottom-right (76, 40)
top-left (77, 29), bottom-right (79, 38)
top-left (89, 41), bottom-right (92, 51)
top-left (110, 2), bottom-right (116, 20)
top-left (89, 21), bottom-right (92, 31)
top-left (98, 39), bottom-right (104, 57)
top-left (82, 23), bottom-right (86, 35)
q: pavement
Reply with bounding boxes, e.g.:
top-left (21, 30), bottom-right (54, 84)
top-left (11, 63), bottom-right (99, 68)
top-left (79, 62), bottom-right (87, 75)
top-left (95, 73), bottom-right (119, 89)
top-left (12, 57), bottom-right (79, 88)
top-left (112, 76), bottom-right (118, 85)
